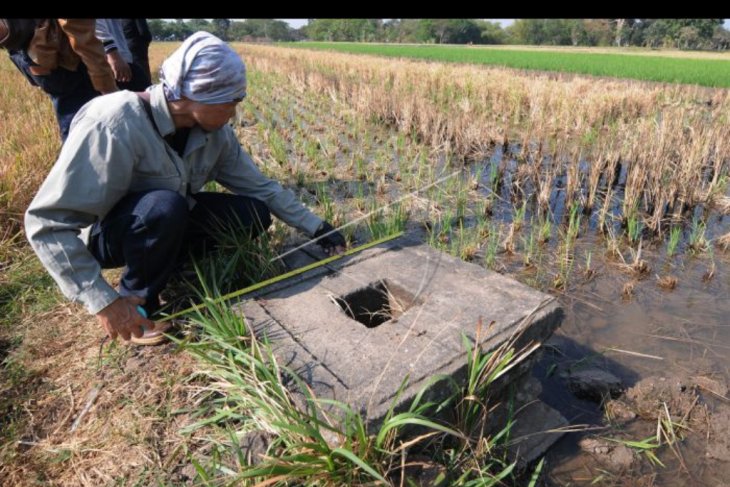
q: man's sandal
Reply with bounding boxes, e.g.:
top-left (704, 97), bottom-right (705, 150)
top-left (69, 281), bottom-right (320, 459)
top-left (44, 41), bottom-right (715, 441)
top-left (130, 321), bottom-right (174, 346)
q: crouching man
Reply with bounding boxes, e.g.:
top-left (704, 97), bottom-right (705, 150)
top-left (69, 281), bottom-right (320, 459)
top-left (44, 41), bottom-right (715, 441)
top-left (25, 32), bottom-right (345, 345)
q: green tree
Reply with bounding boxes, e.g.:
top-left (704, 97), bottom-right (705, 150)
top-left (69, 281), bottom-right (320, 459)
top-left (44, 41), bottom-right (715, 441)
top-left (475, 20), bottom-right (507, 44)
top-left (212, 18), bottom-right (231, 41)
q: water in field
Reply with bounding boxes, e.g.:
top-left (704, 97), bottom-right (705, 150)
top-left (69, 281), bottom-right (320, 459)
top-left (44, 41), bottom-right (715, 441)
top-left (461, 151), bottom-right (730, 486)
top-left (346, 147), bottom-right (730, 485)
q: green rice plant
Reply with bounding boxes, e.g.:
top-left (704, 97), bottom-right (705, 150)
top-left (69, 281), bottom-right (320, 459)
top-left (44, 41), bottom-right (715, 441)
top-left (315, 183), bottom-right (335, 223)
top-left (267, 128), bottom-right (288, 166)
top-left (455, 183), bottom-right (469, 223)
top-left (355, 155), bottom-right (368, 181)
top-left (565, 202), bottom-right (582, 247)
top-left (290, 42), bottom-right (730, 88)
top-left (449, 222), bottom-right (481, 262)
top-left (521, 223), bottom-right (539, 267)
top-left (367, 200), bottom-right (408, 240)
top-left (488, 161), bottom-right (500, 193)
top-left (538, 218), bottom-right (552, 245)
top-left (666, 225), bottom-right (682, 257)
top-left (428, 209), bottom-right (454, 252)
top-left (483, 222), bottom-right (502, 271)
top-left (626, 211), bottom-right (644, 244)
top-left (688, 217), bottom-right (708, 253)
top-left (513, 201), bottom-right (527, 232)
top-left (304, 137), bottom-right (321, 164)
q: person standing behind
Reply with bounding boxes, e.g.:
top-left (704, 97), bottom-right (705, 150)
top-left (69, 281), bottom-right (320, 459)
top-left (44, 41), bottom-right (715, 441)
top-left (95, 18), bottom-right (149, 91)
top-left (2, 19), bottom-right (118, 142)
top-left (121, 18), bottom-right (152, 86)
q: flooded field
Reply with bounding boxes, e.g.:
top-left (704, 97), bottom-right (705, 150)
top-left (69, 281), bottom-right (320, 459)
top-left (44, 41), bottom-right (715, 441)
top-left (234, 44), bottom-right (730, 484)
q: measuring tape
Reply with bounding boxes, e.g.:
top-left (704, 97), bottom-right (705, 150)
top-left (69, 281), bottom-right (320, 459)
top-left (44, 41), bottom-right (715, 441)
top-left (155, 231), bottom-right (404, 322)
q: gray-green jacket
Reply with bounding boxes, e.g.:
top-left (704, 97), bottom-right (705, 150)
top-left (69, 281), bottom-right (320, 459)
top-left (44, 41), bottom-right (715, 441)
top-left (25, 84), bottom-right (322, 314)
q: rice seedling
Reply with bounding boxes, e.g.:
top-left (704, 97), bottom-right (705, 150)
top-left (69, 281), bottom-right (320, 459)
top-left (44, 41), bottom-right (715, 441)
top-left (583, 251), bottom-right (596, 280)
top-left (666, 225), bottom-right (682, 257)
top-left (626, 210), bottom-right (644, 244)
top-left (538, 217), bottom-right (552, 245)
top-left (521, 221), bottom-right (541, 268)
top-left (688, 217), bottom-right (709, 254)
top-left (315, 182), bottom-right (335, 223)
top-left (483, 223), bottom-right (502, 271)
top-left (554, 244), bottom-right (575, 291)
top-left (367, 201), bottom-right (408, 240)
top-left (566, 202), bottom-right (582, 245)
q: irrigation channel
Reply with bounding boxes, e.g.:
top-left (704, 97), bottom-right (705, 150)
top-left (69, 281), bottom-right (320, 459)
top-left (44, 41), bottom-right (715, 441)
top-left (227, 44), bottom-right (730, 484)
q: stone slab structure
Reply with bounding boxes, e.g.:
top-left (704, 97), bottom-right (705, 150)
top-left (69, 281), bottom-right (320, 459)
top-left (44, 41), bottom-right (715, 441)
top-left (237, 236), bottom-right (564, 440)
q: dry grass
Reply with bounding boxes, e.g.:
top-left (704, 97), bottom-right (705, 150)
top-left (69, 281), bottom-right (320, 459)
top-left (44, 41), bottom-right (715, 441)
top-left (0, 299), bottom-right (203, 486)
top-left (0, 44), bottom-right (205, 486)
top-left (0, 56), bottom-right (59, 237)
top-left (656, 275), bottom-right (678, 290)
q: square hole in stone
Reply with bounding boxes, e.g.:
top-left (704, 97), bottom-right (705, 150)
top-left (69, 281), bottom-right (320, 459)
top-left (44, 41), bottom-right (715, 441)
top-left (335, 279), bottom-right (419, 328)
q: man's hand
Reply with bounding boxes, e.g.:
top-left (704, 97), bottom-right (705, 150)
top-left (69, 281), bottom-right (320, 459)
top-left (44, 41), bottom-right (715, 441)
top-left (106, 50), bottom-right (132, 83)
top-left (96, 295), bottom-right (154, 341)
top-left (314, 221), bottom-right (346, 256)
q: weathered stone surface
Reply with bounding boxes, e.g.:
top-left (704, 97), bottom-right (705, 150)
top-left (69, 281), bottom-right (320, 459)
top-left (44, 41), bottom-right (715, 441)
top-left (236, 236), bottom-right (564, 444)
top-left (566, 369), bottom-right (624, 403)
top-left (508, 398), bottom-right (569, 466)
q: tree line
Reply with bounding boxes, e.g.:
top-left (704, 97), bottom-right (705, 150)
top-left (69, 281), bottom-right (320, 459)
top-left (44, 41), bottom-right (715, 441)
top-left (149, 19), bottom-right (730, 51)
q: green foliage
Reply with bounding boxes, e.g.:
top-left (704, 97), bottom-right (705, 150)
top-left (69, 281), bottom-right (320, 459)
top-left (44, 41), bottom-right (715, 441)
top-left (666, 225), bottom-right (681, 257)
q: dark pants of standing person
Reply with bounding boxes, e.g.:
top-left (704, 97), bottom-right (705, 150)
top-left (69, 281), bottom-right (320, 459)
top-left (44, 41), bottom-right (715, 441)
top-left (88, 190), bottom-right (272, 316)
top-left (128, 43), bottom-right (152, 86)
top-left (8, 49), bottom-right (100, 142)
top-left (116, 61), bottom-right (151, 92)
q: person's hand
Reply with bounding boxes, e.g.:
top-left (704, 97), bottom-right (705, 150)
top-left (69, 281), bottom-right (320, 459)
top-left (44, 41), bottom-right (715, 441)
top-left (314, 221), bottom-right (346, 256)
top-left (106, 51), bottom-right (132, 83)
top-left (96, 295), bottom-right (154, 341)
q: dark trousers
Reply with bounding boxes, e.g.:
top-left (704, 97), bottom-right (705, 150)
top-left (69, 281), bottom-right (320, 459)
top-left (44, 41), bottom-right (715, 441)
top-left (116, 61), bottom-right (151, 92)
top-left (128, 43), bottom-right (152, 86)
top-left (9, 50), bottom-right (100, 142)
top-left (88, 190), bottom-right (272, 315)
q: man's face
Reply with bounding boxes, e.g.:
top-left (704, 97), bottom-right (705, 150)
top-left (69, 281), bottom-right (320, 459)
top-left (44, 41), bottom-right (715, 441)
top-left (189, 100), bottom-right (240, 132)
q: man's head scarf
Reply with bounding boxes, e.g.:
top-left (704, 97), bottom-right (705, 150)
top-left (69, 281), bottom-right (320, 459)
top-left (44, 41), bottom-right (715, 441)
top-left (159, 31), bottom-right (246, 104)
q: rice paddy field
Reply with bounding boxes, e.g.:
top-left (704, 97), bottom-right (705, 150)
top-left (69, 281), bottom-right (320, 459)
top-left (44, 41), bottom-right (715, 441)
top-left (1, 42), bottom-right (729, 485)
top-left (290, 42), bottom-right (730, 88)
